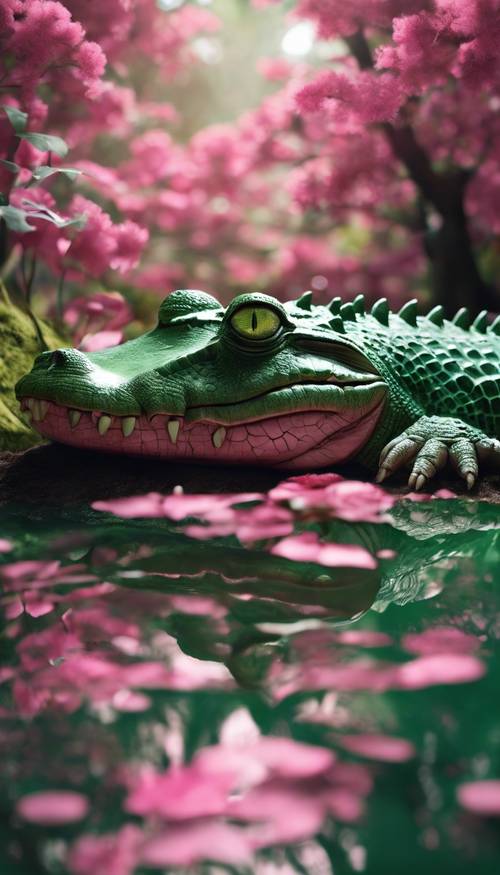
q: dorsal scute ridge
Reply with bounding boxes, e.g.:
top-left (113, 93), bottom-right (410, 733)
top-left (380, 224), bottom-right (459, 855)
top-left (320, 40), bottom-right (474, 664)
top-left (328, 296), bottom-right (342, 315)
top-left (426, 305), bottom-right (444, 326)
top-left (328, 314), bottom-right (345, 333)
top-left (451, 307), bottom-right (470, 329)
top-left (295, 290), bottom-right (313, 311)
top-left (472, 310), bottom-right (488, 333)
top-left (370, 297), bottom-right (389, 326)
top-left (398, 299), bottom-right (418, 326)
top-left (340, 302), bottom-right (357, 322)
top-left (353, 294), bottom-right (365, 315)
top-left (490, 314), bottom-right (500, 335)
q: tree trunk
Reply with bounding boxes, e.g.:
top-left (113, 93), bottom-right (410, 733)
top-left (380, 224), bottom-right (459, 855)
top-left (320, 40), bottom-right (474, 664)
top-left (427, 212), bottom-right (497, 314)
top-left (346, 30), bottom-right (499, 316)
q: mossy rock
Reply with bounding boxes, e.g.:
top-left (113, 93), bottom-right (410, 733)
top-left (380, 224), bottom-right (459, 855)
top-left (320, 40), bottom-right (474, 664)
top-left (0, 297), bottom-right (67, 451)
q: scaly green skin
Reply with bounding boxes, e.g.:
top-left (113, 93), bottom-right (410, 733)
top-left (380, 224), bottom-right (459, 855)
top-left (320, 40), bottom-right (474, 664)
top-left (15, 290), bottom-right (500, 488)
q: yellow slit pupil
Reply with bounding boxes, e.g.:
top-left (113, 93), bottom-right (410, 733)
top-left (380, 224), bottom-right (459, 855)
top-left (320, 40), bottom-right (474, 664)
top-left (231, 306), bottom-right (281, 339)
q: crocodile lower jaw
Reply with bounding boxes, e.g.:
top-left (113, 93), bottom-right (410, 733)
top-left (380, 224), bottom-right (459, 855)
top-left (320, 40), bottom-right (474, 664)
top-left (20, 392), bottom-right (385, 469)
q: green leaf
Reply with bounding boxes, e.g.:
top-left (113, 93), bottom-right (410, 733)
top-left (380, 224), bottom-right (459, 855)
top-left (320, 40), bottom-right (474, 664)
top-left (0, 205), bottom-right (34, 232)
top-left (30, 165), bottom-right (82, 182)
top-left (0, 159), bottom-right (20, 174)
top-left (2, 105), bottom-right (28, 133)
top-left (18, 132), bottom-right (69, 158)
top-left (19, 199), bottom-right (87, 229)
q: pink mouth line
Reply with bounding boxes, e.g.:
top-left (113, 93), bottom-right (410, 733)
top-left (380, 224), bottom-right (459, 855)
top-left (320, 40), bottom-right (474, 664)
top-left (20, 398), bottom-right (383, 469)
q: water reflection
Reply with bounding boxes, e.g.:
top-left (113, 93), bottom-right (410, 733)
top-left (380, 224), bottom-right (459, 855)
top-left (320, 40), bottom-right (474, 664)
top-left (1, 476), bottom-right (499, 874)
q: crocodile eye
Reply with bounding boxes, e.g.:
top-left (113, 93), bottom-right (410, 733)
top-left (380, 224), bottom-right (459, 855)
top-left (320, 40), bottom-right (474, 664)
top-left (230, 306), bottom-right (281, 340)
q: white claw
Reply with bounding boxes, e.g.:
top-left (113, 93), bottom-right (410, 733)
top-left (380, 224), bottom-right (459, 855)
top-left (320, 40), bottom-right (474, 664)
top-left (68, 410), bottom-right (81, 429)
top-left (375, 466), bottom-right (388, 483)
top-left (122, 416), bottom-right (136, 437)
top-left (212, 426), bottom-right (226, 449)
top-left (167, 419), bottom-right (180, 444)
top-left (98, 415), bottom-right (112, 435)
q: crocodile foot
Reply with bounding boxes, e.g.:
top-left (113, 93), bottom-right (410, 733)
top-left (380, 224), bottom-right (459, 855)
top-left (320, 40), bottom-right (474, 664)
top-left (376, 415), bottom-right (500, 491)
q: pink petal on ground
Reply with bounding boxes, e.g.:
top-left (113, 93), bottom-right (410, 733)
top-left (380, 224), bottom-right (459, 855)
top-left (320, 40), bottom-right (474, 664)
top-left (169, 595), bottom-right (227, 618)
top-left (0, 538), bottom-right (13, 552)
top-left (323, 788), bottom-right (364, 821)
top-left (320, 542), bottom-right (377, 569)
top-left (457, 780), bottom-right (500, 816)
top-left (323, 480), bottom-right (396, 522)
top-left (1, 560), bottom-right (60, 582)
top-left (336, 630), bottom-right (392, 647)
top-left (25, 600), bottom-right (54, 618)
top-left (161, 492), bottom-right (262, 522)
top-left (92, 493), bottom-right (165, 518)
top-left (251, 737), bottom-right (334, 777)
top-left (270, 532), bottom-right (376, 569)
top-left (112, 690), bottom-right (152, 712)
top-left (16, 790), bottom-right (89, 825)
top-left (337, 733), bottom-right (416, 762)
top-left (68, 825), bottom-right (142, 875)
top-left (270, 532), bottom-right (321, 562)
top-left (141, 821), bottom-right (252, 867)
top-left (126, 763), bottom-right (233, 820)
top-left (269, 473), bottom-right (343, 501)
top-left (396, 653), bottom-right (485, 689)
top-left (5, 596), bottom-right (23, 619)
top-left (328, 762), bottom-right (374, 796)
top-left (229, 780), bottom-right (325, 847)
top-left (402, 627), bottom-right (480, 655)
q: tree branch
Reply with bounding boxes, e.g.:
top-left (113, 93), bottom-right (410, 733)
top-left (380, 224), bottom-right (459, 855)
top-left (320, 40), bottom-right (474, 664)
top-left (345, 30), bottom-right (469, 216)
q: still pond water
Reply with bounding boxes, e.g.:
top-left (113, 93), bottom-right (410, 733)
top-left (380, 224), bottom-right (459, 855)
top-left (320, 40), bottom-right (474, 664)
top-left (1, 473), bottom-right (499, 875)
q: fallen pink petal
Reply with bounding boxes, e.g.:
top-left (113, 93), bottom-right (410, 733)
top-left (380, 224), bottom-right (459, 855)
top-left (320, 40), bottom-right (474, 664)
top-left (457, 781), bottom-right (500, 816)
top-left (140, 821), bottom-right (252, 867)
top-left (16, 791), bottom-right (89, 825)
top-left (271, 532), bottom-right (377, 568)
top-left (336, 733), bottom-right (416, 762)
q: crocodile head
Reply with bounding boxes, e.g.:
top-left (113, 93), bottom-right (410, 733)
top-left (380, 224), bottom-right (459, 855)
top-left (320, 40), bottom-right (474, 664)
top-left (16, 289), bottom-right (387, 469)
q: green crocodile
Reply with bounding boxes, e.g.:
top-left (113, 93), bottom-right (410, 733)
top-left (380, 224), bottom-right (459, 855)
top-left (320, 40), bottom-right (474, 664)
top-left (15, 289), bottom-right (500, 490)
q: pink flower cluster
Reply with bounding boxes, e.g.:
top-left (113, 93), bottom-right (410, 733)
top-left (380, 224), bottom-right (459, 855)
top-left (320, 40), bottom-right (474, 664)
top-left (376, 0), bottom-right (500, 91)
top-left (2, 0), bottom-right (105, 101)
top-left (10, 189), bottom-right (148, 281)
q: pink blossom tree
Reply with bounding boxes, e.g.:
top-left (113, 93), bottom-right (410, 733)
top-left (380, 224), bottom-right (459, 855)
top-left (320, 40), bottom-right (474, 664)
top-left (288, 0), bottom-right (500, 312)
top-left (0, 0), bottom-right (498, 344)
top-left (0, 0), bottom-right (221, 339)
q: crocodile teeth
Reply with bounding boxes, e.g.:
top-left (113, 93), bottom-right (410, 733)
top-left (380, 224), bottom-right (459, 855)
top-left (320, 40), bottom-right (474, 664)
top-left (212, 427), bottom-right (226, 449)
top-left (27, 398), bottom-right (35, 410)
top-left (97, 415), bottom-right (112, 435)
top-left (122, 416), bottom-right (136, 437)
top-left (68, 410), bottom-right (81, 429)
top-left (32, 400), bottom-right (47, 421)
top-left (22, 410), bottom-right (32, 426)
top-left (167, 419), bottom-right (180, 444)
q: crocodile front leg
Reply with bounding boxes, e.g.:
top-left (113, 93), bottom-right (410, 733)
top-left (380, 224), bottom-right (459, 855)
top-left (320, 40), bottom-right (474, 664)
top-left (376, 415), bottom-right (500, 491)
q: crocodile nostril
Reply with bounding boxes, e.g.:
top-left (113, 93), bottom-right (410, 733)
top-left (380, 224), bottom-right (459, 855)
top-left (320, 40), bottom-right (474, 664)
top-left (49, 350), bottom-right (67, 368)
